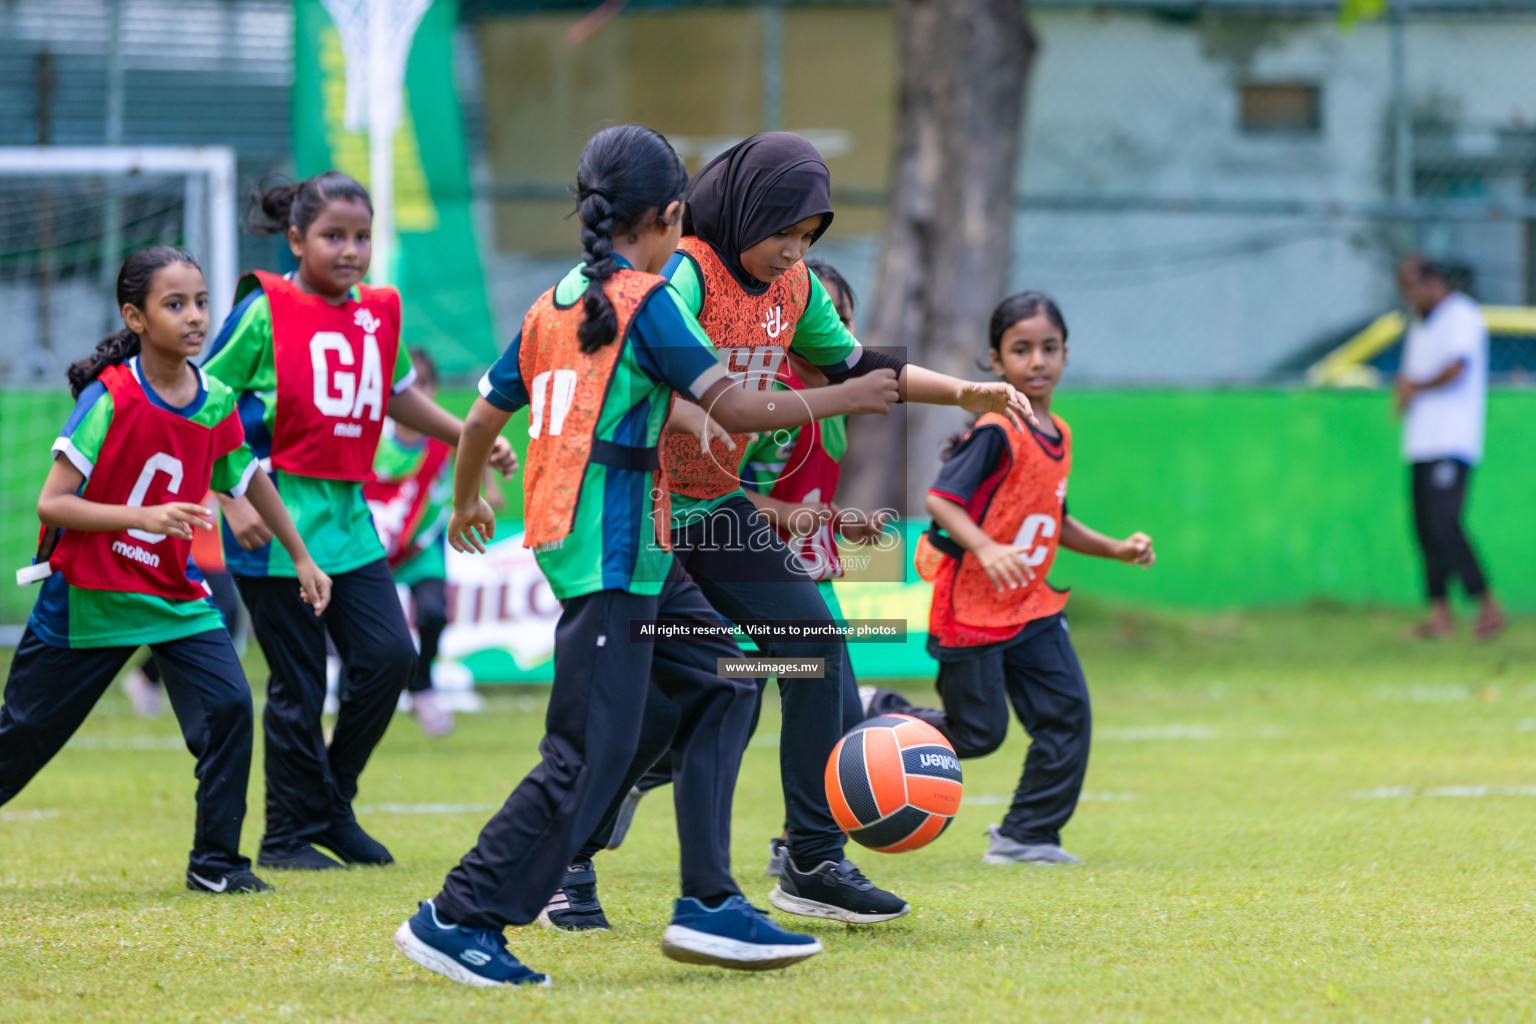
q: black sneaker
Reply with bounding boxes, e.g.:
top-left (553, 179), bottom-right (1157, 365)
top-left (314, 820), bottom-right (394, 866)
top-left (768, 858), bottom-right (910, 924)
top-left (257, 842), bottom-right (345, 871)
top-left (605, 787), bottom-right (645, 850)
top-left (186, 867), bottom-right (273, 894)
top-left (537, 862), bottom-right (610, 931)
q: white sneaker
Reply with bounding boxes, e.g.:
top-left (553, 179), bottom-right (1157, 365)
top-left (122, 669), bottom-right (163, 718)
top-left (412, 690), bottom-right (455, 737)
top-left (981, 825), bottom-right (1081, 865)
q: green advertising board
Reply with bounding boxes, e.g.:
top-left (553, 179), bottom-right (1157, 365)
top-left (291, 0), bottom-right (496, 375)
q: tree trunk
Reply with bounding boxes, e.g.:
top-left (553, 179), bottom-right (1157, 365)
top-left (842, 0), bottom-right (1035, 517)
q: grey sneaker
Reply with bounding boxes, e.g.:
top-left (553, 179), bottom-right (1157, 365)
top-left (605, 787), bottom-right (645, 850)
top-left (981, 825), bottom-right (1081, 865)
top-left (765, 837), bottom-right (787, 878)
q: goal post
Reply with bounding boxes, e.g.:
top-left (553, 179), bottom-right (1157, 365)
top-left (0, 146), bottom-right (239, 330)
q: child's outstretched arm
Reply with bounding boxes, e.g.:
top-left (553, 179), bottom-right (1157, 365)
top-left (243, 468), bottom-right (333, 613)
top-left (1060, 515), bottom-right (1155, 567)
top-left (700, 368), bottom-right (899, 434)
top-left (388, 384), bottom-right (519, 478)
top-left (924, 492), bottom-right (1034, 593)
top-left (898, 365), bottom-right (1038, 432)
top-left (38, 458), bottom-right (213, 539)
top-left (446, 397), bottom-right (513, 554)
top-left (664, 399), bottom-right (738, 454)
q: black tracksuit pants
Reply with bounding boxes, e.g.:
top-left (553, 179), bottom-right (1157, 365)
top-left (573, 495), bottom-right (857, 868)
top-left (574, 641), bottom-right (862, 859)
top-left (0, 627), bottom-right (254, 874)
top-left (433, 560), bottom-right (756, 930)
top-left (870, 614), bottom-right (1090, 846)
top-left (1410, 459), bottom-right (1489, 601)
top-left (407, 577), bottom-right (448, 694)
top-left (142, 571), bottom-right (243, 684)
top-left (236, 557), bottom-right (416, 854)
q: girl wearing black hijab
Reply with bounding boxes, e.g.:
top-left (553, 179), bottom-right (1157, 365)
top-left (546, 132), bottom-right (1035, 933)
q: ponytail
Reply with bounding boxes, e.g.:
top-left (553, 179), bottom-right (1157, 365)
top-left (67, 329), bottom-right (141, 399)
top-left (571, 125), bottom-right (688, 353)
top-left (66, 245), bottom-right (198, 398)
top-left (248, 170), bottom-right (373, 239)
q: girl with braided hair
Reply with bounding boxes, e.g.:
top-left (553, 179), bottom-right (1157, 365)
top-left (0, 246), bottom-right (330, 896)
top-left (203, 171), bottom-right (517, 872)
top-left (391, 124), bottom-right (899, 987)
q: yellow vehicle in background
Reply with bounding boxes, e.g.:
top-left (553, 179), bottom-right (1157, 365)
top-left (1308, 305), bottom-right (1536, 387)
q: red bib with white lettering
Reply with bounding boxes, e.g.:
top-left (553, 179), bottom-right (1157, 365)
top-left (50, 362), bottom-right (246, 601)
top-left (254, 269), bottom-right (401, 481)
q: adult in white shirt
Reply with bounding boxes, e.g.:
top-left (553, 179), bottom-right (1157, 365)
top-left (1393, 254), bottom-right (1504, 640)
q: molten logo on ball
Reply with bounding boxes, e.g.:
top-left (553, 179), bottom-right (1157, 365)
top-left (825, 714), bottom-right (964, 853)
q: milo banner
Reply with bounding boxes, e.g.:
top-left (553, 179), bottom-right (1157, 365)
top-left (291, 0), bottom-right (497, 375)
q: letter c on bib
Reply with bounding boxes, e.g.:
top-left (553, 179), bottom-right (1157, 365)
top-left (125, 452), bottom-right (186, 543)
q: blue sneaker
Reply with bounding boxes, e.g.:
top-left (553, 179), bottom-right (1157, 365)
top-left (392, 900), bottom-right (550, 988)
top-left (662, 895), bottom-right (822, 971)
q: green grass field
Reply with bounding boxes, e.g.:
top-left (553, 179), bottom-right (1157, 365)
top-left (4, 603), bottom-right (1536, 1022)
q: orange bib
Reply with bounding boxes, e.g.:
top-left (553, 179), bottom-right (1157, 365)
top-left (919, 413), bottom-right (1072, 648)
top-left (661, 237), bottom-right (810, 500)
top-left (518, 269), bottom-right (672, 551)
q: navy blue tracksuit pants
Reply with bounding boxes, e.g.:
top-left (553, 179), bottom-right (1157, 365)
top-left (0, 627), bottom-right (254, 875)
top-left (870, 614), bottom-right (1091, 846)
top-left (236, 557), bottom-right (416, 855)
top-left (433, 559), bottom-right (756, 930)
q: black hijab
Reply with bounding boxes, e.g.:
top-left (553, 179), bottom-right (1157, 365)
top-left (682, 132), bottom-right (834, 294)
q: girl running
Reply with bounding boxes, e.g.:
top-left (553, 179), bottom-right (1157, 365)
top-left (868, 291), bottom-right (1156, 865)
top-left (578, 260), bottom-right (879, 893)
top-left (0, 246), bottom-right (330, 895)
top-left (203, 172), bottom-right (515, 871)
top-left (562, 131), bottom-right (1036, 928)
top-left (391, 124), bottom-right (899, 987)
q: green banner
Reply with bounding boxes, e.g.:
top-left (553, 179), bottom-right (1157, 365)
top-left (292, 0), bottom-right (496, 376)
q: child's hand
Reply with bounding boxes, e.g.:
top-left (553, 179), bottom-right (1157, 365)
top-left (487, 437), bottom-right (519, 479)
top-left (840, 368), bottom-right (901, 415)
top-left (137, 502), bottom-right (215, 541)
top-left (222, 495), bottom-right (274, 550)
top-left (448, 497), bottom-right (498, 554)
top-left (294, 559), bottom-right (332, 616)
top-left (1116, 532), bottom-right (1156, 568)
top-left (957, 380), bottom-right (1039, 431)
top-left (782, 501), bottom-right (833, 539)
top-left (674, 403), bottom-right (736, 454)
top-left (835, 506), bottom-right (891, 545)
top-left (975, 539), bottom-right (1036, 592)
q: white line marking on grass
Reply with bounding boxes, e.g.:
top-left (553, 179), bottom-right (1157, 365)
top-left (1353, 785), bottom-right (1536, 799)
top-left (0, 809), bottom-right (59, 822)
top-left (67, 736), bottom-right (185, 751)
top-left (1376, 685), bottom-right (1472, 703)
top-left (964, 792), bottom-right (1135, 805)
top-left (355, 803), bottom-right (503, 815)
top-left (1098, 725), bottom-right (1218, 741)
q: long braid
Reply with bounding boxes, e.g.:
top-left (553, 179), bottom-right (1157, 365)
top-left (576, 190), bottom-right (620, 353)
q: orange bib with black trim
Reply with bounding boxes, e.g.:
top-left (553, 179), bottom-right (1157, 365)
top-left (918, 413), bottom-right (1072, 648)
top-left (518, 269), bottom-right (672, 551)
top-left (661, 237), bottom-right (810, 500)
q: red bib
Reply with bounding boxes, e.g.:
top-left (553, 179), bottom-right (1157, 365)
top-left (51, 362), bottom-right (246, 601)
top-left (253, 270), bottom-right (402, 481)
top-left (765, 366), bottom-right (843, 582)
top-left (363, 434), bottom-right (452, 569)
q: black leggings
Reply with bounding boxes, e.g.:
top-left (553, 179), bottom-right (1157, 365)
top-left (1411, 459), bottom-right (1488, 601)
